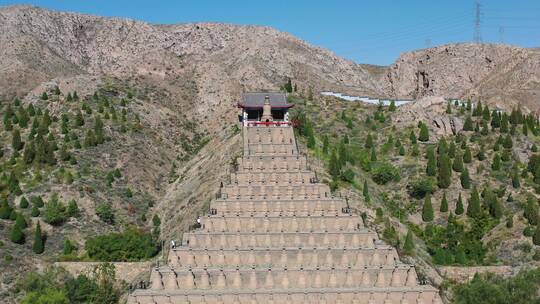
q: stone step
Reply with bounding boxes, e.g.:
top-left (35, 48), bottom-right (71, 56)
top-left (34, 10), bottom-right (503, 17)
top-left (211, 198), bottom-right (346, 215)
top-left (128, 288), bottom-right (441, 304)
top-left (221, 184), bottom-right (331, 200)
top-left (168, 247), bottom-right (398, 269)
top-left (181, 231), bottom-right (379, 249)
top-left (148, 265), bottom-right (420, 291)
top-left (199, 214), bottom-right (361, 233)
top-left (231, 171), bottom-right (315, 185)
top-left (238, 155), bottom-right (307, 172)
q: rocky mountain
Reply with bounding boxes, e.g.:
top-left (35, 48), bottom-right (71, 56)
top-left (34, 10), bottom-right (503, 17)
top-left (382, 43), bottom-right (540, 111)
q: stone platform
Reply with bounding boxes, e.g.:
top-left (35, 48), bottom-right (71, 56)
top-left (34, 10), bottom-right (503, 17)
top-left (128, 125), bottom-right (442, 303)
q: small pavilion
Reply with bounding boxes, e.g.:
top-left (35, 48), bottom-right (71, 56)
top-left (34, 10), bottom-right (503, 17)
top-left (238, 92), bottom-right (294, 126)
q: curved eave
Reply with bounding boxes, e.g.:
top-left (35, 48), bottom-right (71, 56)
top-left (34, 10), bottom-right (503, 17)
top-left (237, 103), bottom-right (295, 109)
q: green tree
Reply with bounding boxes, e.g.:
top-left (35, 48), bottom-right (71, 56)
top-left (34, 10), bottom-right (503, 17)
top-left (409, 130), bottom-right (417, 144)
top-left (524, 196), bottom-right (539, 226)
top-left (365, 133), bottom-right (374, 149)
top-left (533, 225), bottom-right (540, 246)
top-left (455, 193), bottom-right (464, 215)
top-left (512, 170), bottom-right (521, 188)
top-left (363, 180), bottom-right (370, 202)
top-left (440, 192), bottom-right (449, 212)
top-left (463, 116), bottom-right (474, 131)
top-left (467, 187), bottom-right (482, 219)
top-left (74, 111), bottom-right (84, 127)
top-left (503, 134), bottom-right (513, 149)
top-left (32, 222), bottom-right (44, 254)
top-left (426, 147), bottom-right (437, 176)
top-left (389, 100), bottom-right (396, 112)
top-left (463, 147), bottom-right (472, 163)
top-left (460, 167), bottom-right (471, 189)
top-left (418, 123), bottom-right (429, 142)
top-left (329, 149), bottom-right (340, 178)
top-left (96, 203), bottom-right (115, 224)
top-left (43, 195), bottom-right (67, 226)
top-left (492, 153), bottom-right (501, 171)
top-left (66, 199), bottom-right (80, 218)
top-left (10, 221), bottom-right (25, 244)
top-left (453, 150), bottom-right (464, 172)
top-left (20, 196), bottom-right (29, 209)
top-left (63, 239), bottom-right (75, 255)
top-left (403, 230), bottom-right (415, 255)
top-left (41, 92), bottom-right (48, 100)
top-left (370, 147), bottom-right (377, 161)
top-left (437, 154), bottom-right (452, 188)
top-left (12, 128), bottom-right (24, 151)
top-left (422, 195), bottom-right (434, 222)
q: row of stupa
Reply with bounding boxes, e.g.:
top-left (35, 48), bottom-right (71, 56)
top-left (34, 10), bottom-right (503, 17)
top-left (127, 93), bottom-right (442, 304)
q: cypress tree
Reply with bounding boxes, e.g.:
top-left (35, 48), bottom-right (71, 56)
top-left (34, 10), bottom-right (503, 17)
top-left (490, 110), bottom-right (500, 128)
top-left (467, 187), bottom-right (481, 219)
top-left (398, 145), bottom-right (405, 156)
top-left (418, 123), bottom-right (429, 142)
top-left (363, 180), bottom-right (370, 202)
top-left (41, 92), bottom-right (48, 100)
top-left (370, 147), bottom-right (377, 161)
top-left (15, 213), bottom-right (27, 229)
top-left (482, 105), bottom-right (491, 121)
top-left (10, 224), bottom-right (25, 244)
top-left (12, 129), bottom-right (23, 151)
top-left (437, 154), bottom-right (452, 189)
top-left (329, 150), bottom-right (340, 178)
top-left (460, 167), bottom-right (471, 189)
top-left (477, 146), bottom-right (486, 161)
top-left (409, 130), bottom-right (417, 144)
top-left (389, 100), bottom-right (396, 112)
top-left (365, 134), bottom-right (374, 149)
top-left (446, 102), bottom-right (452, 114)
top-left (492, 153), bottom-right (501, 171)
top-left (463, 116), bottom-right (474, 131)
top-left (0, 198), bottom-right (12, 219)
top-left (452, 150), bottom-right (464, 172)
top-left (67, 199), bottom-right (80, 218)
top-left (463, 147), bottom-right (472, 163)
top-left (75, 110), bottom-right (85, 127)
top-left (84, 129), bottom-right (96, 147)
top-left (448, 142), bottom-right (456, 158)
top-left (63, 239), bottom-right (74, 255)
top-left (440, 192), bottom-right (448, 212)
top-left (31, 206), bottom-right (40, 217)
top-left (426, 147), bottom-right (437, 176)
top-left (403, 230), bottom-right (415, 255)
top-left (32, 222), bottom-right (44, 254)
top-left (422, 195), bottom-right (434, 222)
top-left (481, 120), bottom-right (489, 135)
top-left (455, 193), bottom-right (464, 215)
top-left (503, 134), bottom-right (513, 149)
top-left (512, 170), bottom-right (521, 188)
top-left (23, 140), bottom-right (35, 164)
top-left (500, 114), bottom-right (509, 132)
top-left (322, 135), bottom-right (329, 154)
top-left (523, 123), bottom-right (528, 136)
top-left (533, 225), bottom-right (540, 246)
top-left (19, 196), bottom-right (29, 208)
top-left (524, 196), bottom-right (539, 226)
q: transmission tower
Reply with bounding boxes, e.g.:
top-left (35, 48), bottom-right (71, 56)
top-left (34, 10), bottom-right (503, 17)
top-left (474, 0), bottom-right (482, 43)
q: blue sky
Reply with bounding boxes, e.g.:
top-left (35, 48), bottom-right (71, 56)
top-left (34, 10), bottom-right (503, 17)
top-left (1, 0), bottom-right (539, 65)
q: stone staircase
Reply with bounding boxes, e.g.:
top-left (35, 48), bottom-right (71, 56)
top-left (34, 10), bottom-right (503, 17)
top-left (128, 125), bottom-right (442, 304)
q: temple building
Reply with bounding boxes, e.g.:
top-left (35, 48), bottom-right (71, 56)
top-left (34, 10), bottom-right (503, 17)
top-left (238, 92), bottom-right (293, 126)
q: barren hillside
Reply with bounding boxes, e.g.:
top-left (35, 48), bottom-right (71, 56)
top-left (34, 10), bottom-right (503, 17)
top-left (383, 43), bottom-right (540, 111)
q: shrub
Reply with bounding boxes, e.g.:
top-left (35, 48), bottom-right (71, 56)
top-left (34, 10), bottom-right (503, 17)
top-left (95, 203), bottom-right (115, 224)
top-left (371, 162), bottom-right (399, 185)
top-left (85, 229), bottom-right (158, 261)
top-left (408, 177), bottom-right (436, 199)
top-left (43, 196), bottom-right (67, 226)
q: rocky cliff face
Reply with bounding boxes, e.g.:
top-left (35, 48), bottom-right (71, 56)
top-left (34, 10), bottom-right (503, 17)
top-left (0, 5), bottom-right (383, 115)
top-left (383, 43), bottom-right (540, 111)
